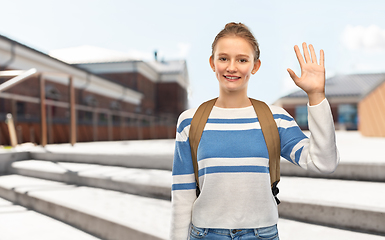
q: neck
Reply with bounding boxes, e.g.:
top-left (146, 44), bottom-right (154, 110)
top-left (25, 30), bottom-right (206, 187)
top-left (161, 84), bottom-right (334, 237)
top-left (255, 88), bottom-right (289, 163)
top-left (215, 89), bottom-right (251, 108)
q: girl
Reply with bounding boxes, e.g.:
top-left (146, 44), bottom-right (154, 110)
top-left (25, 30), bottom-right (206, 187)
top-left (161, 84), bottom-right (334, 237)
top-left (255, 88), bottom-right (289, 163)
top-left (170, 22), bottom-right (339, 240)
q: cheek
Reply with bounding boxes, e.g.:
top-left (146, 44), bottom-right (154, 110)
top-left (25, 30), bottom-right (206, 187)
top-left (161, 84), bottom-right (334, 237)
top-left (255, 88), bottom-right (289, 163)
top-left (215, 63), bottom-right (226, 73)
top-left (214, 64), bottom-right (226, 77)
top-left (242, 67), bottom-right (253, 78)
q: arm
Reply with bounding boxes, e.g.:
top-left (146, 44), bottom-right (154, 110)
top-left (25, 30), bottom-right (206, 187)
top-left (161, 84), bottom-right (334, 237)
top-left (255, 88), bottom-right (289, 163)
top-left (277, 101), bottom-right (340, 173)
top-left (170, 110), bottom-right (197, 240)
top-left (280, 43), bottom-right (339, 173)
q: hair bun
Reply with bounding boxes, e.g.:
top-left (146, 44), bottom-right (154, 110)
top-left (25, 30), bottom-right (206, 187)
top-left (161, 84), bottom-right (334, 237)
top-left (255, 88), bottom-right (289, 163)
top-left (224, 22), bottom-right (247, 29)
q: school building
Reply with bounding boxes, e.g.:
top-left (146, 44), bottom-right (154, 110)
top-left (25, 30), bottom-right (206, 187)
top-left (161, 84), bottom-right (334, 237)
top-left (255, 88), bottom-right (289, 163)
top-left (274, 73), bottom-right (385, 137)
top-left (0, 35), bottom-right (189, 146)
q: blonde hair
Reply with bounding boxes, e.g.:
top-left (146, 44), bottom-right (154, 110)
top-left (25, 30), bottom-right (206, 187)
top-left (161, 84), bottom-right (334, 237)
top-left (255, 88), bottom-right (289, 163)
top-left (211, 22), bottom-right (260, 61)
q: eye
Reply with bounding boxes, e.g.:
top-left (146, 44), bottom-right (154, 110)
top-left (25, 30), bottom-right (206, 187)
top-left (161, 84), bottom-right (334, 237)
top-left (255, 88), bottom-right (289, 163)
top-left (239, 59), bottom-right (248, 63)
top-left (219, 57), bottom-right (227, 61)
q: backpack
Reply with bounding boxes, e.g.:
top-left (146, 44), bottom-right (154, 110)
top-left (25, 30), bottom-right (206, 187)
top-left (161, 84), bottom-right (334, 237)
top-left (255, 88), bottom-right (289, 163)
top-left (189, 98), bottom-right (281, 204)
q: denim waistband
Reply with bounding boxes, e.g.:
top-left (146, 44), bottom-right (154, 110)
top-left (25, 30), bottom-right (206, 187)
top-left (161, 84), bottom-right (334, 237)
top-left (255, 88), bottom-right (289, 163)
top-left (191, 224), bottom-right (259, 237)
top-left (209, 227), bottom-right (256, 236)
top-left (191, 224), bottom-right (279, 239)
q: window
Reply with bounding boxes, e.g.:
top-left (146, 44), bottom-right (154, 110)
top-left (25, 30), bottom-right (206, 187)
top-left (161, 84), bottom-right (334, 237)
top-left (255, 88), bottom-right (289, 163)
top-left (338, 104), bottom-right (357, 130)
top-left (112, 115), bottom-right (120, 125)
top-left (84, 95), bottom-right (98, 107)
top-left (16, 101), bottom-right (25, 117)
top-left (45, 85), bottom-right (60, 100)
top-left (99, 113), bottom-right (107, 124)
top-left (110, 101), bottom-right (121, 110)
top-left (83, 111), bottom-right (93, 124)
top-left (295, 105), bottom-right (308, 128)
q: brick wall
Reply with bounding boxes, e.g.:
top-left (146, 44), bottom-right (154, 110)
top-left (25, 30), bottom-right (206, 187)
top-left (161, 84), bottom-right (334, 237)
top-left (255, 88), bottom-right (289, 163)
top-left (156, 82), bottom-right (187, 117)
top-left (99, 72), bottom-right (156, 115)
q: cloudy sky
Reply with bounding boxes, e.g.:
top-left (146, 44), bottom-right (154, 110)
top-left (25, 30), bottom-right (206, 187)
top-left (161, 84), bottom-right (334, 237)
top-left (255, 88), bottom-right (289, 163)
top-left (1, 0), bottom-right (385, 108)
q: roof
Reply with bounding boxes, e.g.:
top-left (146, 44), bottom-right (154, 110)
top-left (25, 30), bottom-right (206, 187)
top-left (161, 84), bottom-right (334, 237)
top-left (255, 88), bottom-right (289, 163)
top-left (50, 45), bottom-right (187, 74)
top-left (49, 45), bottom-right (138, 64)
top-left (0, 34), bottom-right (87, 71)
top-left (147, 60), bottom-right (186, 74)
top-left (0, 34), bottom-right (143, 105)
top-left (283, 73), bottom-right (385, 99)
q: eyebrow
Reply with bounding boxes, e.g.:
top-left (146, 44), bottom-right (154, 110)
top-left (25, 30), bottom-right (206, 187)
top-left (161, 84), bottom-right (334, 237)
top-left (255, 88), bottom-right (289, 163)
top-left (217, 53), bottom-right (251, 58)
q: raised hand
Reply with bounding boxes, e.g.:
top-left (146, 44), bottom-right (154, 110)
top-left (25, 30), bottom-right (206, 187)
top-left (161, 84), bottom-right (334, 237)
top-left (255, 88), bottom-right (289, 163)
top-left (287, 42), bottom-right (326, 106)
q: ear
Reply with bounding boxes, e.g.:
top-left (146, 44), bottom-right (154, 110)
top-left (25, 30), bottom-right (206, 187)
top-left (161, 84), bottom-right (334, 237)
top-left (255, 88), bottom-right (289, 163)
top-left (209, 56), bottom-right (215, 71)
top-left (251, 59), bottom-right (261, 75)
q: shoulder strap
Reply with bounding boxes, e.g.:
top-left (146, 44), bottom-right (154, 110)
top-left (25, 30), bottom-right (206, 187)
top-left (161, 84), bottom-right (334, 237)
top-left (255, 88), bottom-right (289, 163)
top-left (189, 98), bottom-right (218, 196)
top-left (249, 98), bottom-right (281, 198)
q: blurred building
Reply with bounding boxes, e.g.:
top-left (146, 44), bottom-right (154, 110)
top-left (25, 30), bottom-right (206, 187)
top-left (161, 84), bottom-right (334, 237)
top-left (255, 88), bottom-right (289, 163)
top-left (0, 35), bottom-right (189, 145)
top-left (274, 73), bottom-right (385, 137)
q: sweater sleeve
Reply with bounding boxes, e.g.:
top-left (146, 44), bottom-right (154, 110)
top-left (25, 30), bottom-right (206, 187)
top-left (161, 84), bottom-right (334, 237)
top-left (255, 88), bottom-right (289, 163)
top-left (278, 98), bottom-right (340, 173)
top-left (169, 109), bottom-right (197, 240)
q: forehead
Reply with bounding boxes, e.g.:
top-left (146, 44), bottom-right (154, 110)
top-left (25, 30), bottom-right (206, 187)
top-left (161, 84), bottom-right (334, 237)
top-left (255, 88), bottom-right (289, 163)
top-left (214, 36), bottom-right (254, 56)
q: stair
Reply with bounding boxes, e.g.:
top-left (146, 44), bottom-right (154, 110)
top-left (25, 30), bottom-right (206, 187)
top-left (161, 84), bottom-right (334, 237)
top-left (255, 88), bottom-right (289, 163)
top-left (9, 160), bottom-right (171, 200)
top-left (0, 133), bottom-right (384, 239)
top-left (0, 196), bottom-right (102, 240)
top-left (0, 174), bottom-right (170, 240)
top-left (278, 177), bottom-right (385, 234)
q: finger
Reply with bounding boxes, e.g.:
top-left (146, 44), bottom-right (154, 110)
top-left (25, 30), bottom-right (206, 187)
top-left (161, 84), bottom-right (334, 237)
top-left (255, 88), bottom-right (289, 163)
top-left (287, 68), bottom-right (299, 82)
top-left (309, 44), bottom-right (318, 64)
top-left (320, 49), bottom-right (325, 67)
top-left (302, 42), bottom-right (311, 63)
top-left (294, 45), bottom-right (305, 67)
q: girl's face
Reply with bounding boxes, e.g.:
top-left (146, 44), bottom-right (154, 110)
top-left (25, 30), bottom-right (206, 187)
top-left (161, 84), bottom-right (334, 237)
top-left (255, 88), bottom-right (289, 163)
top-left (210, 36), bottom-right (261, 94)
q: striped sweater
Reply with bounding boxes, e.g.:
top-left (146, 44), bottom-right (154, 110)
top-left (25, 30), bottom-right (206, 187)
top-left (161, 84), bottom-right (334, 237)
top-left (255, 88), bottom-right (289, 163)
top-left (170, 98), bottom-right (339, 239)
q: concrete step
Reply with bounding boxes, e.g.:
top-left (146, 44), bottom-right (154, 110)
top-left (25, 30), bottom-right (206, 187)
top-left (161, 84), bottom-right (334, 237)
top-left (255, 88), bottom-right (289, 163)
top-left (280, 160), bottom-right (385, 182)
top-left (7, 160), bottom-right (385, 235)
top-left (0, 197), bottom-right (102, 240)
top-left (9, 160), bottom-right (171, 200)
top-left (0, 174), bottom-right (170, 240)
top-left (0, 175), bottom-right (384, 240)
top-left (278, 176), bottom-right (385, 235)
top-left (277, 218), bottom-right (385, 240)
top-left (28, 139), bottom-right (175, 171)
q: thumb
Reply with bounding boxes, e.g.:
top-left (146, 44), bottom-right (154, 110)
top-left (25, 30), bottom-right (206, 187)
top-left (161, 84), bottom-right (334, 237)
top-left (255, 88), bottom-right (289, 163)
top-left (287, 68), bottom-right (299, 82)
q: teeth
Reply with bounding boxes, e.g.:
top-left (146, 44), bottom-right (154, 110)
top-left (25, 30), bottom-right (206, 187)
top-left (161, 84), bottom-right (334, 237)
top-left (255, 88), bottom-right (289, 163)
top-left (225, 76), bottom-right (239, 80)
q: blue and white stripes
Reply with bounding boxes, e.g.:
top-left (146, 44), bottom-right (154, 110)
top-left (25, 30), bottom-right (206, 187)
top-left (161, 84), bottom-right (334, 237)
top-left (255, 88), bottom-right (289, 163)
top-left (172, 105), bottom-right (307, 179)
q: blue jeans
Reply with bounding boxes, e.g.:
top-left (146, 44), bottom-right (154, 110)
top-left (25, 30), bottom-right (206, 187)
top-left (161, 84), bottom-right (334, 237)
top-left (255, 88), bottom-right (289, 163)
top-left (189, 224), bottom-right (279, 240)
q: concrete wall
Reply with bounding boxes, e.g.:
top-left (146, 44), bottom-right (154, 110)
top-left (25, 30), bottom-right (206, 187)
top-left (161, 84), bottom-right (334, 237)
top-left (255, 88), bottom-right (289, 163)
top-left (0, 152), bottom-right (29, 174)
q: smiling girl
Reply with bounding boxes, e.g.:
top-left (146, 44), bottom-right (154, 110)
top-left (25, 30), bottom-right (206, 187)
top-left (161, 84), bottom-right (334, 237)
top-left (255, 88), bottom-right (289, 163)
top-left (170, 22), bottom-right (339, 240)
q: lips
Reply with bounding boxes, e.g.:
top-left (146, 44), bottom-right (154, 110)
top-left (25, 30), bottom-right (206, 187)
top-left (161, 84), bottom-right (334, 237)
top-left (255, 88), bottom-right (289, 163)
top-left (224, 75), bottom-right (241, 80)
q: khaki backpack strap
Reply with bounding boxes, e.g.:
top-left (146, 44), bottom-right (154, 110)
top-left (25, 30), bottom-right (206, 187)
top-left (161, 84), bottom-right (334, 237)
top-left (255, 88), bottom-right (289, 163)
top-left (249, 98), bottom-right (281, 190)
top-left (189, 98), bottom-right (218, 194)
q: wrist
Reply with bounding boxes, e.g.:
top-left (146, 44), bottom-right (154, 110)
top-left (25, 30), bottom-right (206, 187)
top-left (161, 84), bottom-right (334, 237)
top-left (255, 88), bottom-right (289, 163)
top-left (308, 92), bottom-right (325, 106)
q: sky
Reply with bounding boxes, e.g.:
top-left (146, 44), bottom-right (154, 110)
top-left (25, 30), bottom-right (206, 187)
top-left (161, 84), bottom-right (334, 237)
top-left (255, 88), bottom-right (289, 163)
top-left (0, 0), bottom-right (385, 108)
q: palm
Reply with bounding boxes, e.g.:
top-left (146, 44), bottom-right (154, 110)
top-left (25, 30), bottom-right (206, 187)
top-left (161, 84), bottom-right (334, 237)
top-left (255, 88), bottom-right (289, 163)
top-left (287, 43), bottom-right (325, 95)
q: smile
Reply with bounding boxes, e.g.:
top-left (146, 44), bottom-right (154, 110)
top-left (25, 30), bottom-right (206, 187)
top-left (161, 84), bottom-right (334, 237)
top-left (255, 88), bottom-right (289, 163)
top-left (224, 75), bottom-right (241, 80)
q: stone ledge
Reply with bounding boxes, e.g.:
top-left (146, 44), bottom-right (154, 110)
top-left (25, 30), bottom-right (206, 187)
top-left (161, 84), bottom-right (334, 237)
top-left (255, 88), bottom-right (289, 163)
top-left (279, 200), bottom-right (385, 235)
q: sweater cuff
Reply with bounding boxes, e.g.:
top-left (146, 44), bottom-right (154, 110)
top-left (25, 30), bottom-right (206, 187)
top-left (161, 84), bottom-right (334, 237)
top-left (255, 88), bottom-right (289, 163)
top-left (307, 98), bottom-right (327, 108)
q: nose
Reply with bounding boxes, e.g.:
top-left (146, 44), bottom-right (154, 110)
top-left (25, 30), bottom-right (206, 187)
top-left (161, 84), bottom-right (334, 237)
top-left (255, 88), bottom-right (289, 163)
top-left (226, 60), bottom-right (237, 72)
